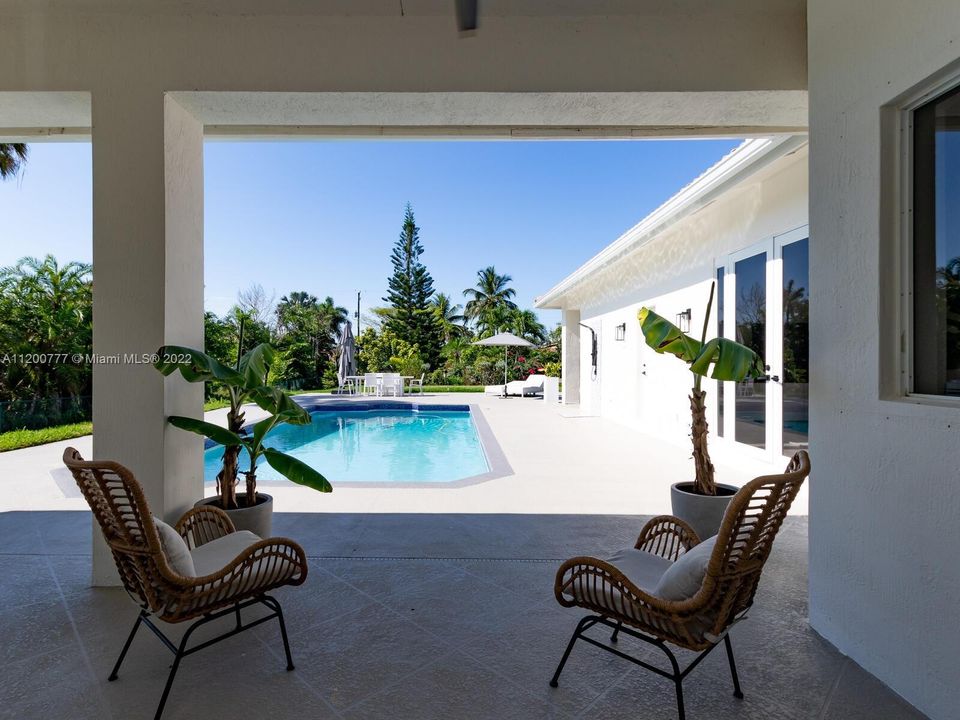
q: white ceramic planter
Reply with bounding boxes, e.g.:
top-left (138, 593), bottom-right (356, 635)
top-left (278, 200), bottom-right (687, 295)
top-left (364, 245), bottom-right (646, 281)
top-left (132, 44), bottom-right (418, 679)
top-left (196, 493), bottom-right (273, 538)
top-left (669, 482), bottom-right (738, 540)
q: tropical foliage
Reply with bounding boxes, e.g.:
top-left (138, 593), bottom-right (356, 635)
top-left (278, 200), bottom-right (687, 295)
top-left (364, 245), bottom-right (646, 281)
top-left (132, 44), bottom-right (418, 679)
top-left (155, 343), bottom-right (332, 509)
top-left (1, 204), bottom-right (557, 441)
top-left (431, 292), bottom-right (467, 343)
top-left (356, 327), bottom-right (422, 374)
top-left (638, 282), bottom-right (764, 496)
top-left (463, 266), bottom-right (518, 336)
top-left (0, 256), bottom-right (92, 430)
top-left (0, 143), bottom-right (27, 179)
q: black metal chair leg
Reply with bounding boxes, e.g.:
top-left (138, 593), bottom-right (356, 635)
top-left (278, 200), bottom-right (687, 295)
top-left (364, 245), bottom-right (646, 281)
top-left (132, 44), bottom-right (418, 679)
top-left (549, 616), bottom-right (596, 688)
top-left (109, 611), bottom-right (145, 681)
top-left (265, 595), bottom-right (295, 671)
top-left (154, 647), bottom-right (185, 720)
top-left (658, 642), bottom-right (685, 720)
top-left (153, 615), bottom-right (204, 720)
top-left (610, 620), bottom-right (622, 643)
top-left (724, 634), bottom-right (744, 699)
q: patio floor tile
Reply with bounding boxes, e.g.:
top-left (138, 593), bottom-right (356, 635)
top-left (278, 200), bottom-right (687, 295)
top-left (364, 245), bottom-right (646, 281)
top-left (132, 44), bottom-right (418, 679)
top-left (0, 512), bottom-right (929, 720)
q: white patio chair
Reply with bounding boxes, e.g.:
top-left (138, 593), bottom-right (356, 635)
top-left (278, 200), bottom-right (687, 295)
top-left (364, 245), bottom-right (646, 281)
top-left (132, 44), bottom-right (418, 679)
top-left (408, 373), bottom-right (425, 394)
top-left (382, 372), bottom-right (402, 397)
top-left (363, 372), bottom-right (380, 396)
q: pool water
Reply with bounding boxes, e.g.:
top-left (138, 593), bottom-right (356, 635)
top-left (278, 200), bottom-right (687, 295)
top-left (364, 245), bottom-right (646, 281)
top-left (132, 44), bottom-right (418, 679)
top-left (203, 409), bottom-right (489, 484)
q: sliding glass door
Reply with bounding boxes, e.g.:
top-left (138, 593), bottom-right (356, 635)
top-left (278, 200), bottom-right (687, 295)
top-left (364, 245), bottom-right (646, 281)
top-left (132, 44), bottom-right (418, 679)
top-left (716, 227), bottom-right (809, 460)
top-left (779, 233), bottom-right (809, 454)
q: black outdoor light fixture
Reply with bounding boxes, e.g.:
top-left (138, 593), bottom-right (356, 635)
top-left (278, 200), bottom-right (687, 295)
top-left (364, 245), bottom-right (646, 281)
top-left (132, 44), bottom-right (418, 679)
top-left (579, 323), bottom-right (598, 379)
top-left (615, 323), bottom-right (626, 341)
top-left (455, 0), bottom-right (478, 32)
top-left (676, 308), bottom-right (692, 333)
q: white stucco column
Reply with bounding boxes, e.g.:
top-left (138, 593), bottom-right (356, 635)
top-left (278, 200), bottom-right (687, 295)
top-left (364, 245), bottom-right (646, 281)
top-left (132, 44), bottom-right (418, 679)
top-left (90, 92), bottom-right (204, 585)
top-left (562, 309), bottom-right (581, 404)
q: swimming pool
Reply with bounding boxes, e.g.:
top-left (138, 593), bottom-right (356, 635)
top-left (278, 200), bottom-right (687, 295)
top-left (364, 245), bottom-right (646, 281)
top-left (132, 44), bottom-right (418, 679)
top-left (202, 406), bottom-right (490, 485)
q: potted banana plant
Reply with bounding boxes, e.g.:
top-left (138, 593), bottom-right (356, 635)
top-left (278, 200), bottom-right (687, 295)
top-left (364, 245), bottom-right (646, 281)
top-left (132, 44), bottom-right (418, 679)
top-left (155, 343), bottom-right (331, 536)
top-left (638, 281), bottom-right (763, 539)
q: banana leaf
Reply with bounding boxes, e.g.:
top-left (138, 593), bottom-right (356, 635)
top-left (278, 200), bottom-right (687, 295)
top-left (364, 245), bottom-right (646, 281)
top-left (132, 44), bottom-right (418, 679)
top-left (263, 448), bottom-right (333, 493)
top-left (238, 343), bottom-right (275, 389)
top-left (637, 308), bottom-right (763, 381)
top-left (637, 308), bottom-right (703, 362)
top-left (155, 345), bottom-right (244, 386)
top-left (168, 416), bottom-right (244, 447)
top-left (248, 385), bottom-right (311, 423)
top-left (690, 337), bottom-right (765, 381)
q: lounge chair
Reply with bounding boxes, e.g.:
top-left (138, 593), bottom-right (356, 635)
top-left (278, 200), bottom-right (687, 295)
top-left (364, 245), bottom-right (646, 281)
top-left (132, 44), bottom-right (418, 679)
top-left (485, 374), bottom-right (546, 397)
top-left (62, 448), bottom-right (308, 720)
top-left (516, 374), bottom-right (546, 396)
top-left (550, 451), bottom-right (811, 720)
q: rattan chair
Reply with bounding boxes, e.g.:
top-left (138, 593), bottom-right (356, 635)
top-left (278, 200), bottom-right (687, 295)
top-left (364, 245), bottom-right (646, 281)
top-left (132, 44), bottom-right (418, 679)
top-left (550, 451), bottom-right (811, 720)
top-left (63, 447), bottom-right (308, 720)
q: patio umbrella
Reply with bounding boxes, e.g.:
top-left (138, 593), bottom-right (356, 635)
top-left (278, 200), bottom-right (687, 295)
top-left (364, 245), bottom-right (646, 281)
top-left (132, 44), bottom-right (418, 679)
top-left (336, 321), bottom-right (356, 388)
top-left (473, 331), bottom-right (534, 396)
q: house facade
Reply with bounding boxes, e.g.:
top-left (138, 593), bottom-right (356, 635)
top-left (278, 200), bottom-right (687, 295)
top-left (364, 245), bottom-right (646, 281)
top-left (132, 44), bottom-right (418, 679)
top-left (537, 137), bottom-right (809, 474)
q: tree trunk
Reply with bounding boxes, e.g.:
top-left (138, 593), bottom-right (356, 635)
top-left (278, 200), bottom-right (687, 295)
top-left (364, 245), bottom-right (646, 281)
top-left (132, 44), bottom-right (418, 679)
top-left (218, 445), bottom-right (240, 509)
top-left (245, 472), bottom-right (257, 507)
top-left (218, 405), bottom-right (245, 510)
top-left (690, 387), bottom-right (716, 495)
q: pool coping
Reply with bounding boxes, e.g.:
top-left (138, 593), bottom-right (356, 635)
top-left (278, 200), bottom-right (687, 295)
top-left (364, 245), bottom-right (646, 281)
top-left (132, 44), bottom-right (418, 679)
top-left (203, 398), bottom-right (514, 489)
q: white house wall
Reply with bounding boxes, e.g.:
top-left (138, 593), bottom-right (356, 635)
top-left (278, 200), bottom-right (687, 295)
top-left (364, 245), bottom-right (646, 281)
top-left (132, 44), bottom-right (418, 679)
top-left (574, 150), bottom-right (808, 449)
top-left (808, 2), bottom-right (960, 718)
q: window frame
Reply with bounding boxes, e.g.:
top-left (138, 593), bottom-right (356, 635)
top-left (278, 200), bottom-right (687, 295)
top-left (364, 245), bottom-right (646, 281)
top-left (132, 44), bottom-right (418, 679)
top-left (897, 67), bottom-right (960, 404)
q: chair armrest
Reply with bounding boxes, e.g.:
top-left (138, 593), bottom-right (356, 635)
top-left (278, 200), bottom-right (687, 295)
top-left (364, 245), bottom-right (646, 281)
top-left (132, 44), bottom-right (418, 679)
top-left (175, 506), bottom-right (236, 549)
top-left (554, 555), bottom-right (671, 613)
top-left (189, 537), bottom-right (308, 602)
top-left (634, 515), bottom-right (701, 561)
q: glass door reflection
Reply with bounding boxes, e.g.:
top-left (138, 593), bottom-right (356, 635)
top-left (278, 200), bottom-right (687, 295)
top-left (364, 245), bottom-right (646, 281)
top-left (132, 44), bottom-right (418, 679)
top-left (781, 238), bottom-right (809, 453)
top-left (734, 252), bottom-right (767, 449)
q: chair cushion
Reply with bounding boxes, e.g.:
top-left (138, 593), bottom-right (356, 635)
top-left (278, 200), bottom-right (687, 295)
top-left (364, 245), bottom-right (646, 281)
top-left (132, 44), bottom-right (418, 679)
top-left (153, 516), bottom-right (196, 577)
top-left (190, 530), bottom-right (262, 578)
top-left (605, 547), bottom-right (674, 593)
top-left (653, 536), bottom-right (718, 601)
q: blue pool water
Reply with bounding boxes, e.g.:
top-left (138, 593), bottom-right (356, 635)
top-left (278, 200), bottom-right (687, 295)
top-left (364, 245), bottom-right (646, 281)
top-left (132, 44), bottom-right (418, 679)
top-left (203, 409), bottom-right (489, 484)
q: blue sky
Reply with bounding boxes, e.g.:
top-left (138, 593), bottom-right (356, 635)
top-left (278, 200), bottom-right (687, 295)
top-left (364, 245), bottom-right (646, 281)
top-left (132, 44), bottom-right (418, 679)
top-left (1, 139), bottom-right (740, 328)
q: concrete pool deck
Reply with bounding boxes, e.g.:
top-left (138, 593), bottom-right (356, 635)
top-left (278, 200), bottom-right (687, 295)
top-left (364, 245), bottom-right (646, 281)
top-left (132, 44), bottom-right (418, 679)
top-left (0, 392), bottom-right (806, 516)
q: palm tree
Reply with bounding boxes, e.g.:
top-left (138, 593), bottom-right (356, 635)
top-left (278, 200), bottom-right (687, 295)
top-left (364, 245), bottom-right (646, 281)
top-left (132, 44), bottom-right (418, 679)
top-left (319, 296), bottom-right (350, 339)
top-left (509, 309), bottom-right (547, 344)
top-left (431, 292), bottom-right (467, 343)
top-left (463, 266), bottom-right (517, 333)
top-left (0, 255), bottom-right (92, 399)
top-left (279, 291), bottom-right (318, 309)
top-left (0, 144), bottom-right (28, 179)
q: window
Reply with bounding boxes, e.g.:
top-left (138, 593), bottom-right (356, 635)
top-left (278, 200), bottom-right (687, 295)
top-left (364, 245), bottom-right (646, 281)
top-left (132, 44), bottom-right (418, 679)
top-left (912, 83), bottom-right (960, 396)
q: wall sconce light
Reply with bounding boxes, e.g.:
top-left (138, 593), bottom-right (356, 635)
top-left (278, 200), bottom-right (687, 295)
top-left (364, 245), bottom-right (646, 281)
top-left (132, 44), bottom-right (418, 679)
top-left (676, 309), bottom-right (692, 333)
top-left (615, 323), bottom-right (626, 341)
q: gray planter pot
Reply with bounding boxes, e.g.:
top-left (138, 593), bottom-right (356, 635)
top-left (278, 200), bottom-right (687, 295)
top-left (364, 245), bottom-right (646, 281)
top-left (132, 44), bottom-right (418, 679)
top-left (670, 482), bottom-right (738, 540)
top-left (196, 493), bottom-right (273, 538)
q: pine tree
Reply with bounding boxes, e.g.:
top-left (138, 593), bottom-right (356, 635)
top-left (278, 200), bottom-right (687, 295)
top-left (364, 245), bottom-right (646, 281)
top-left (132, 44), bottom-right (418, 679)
top-left (383, 203), bottom-right (442, 366)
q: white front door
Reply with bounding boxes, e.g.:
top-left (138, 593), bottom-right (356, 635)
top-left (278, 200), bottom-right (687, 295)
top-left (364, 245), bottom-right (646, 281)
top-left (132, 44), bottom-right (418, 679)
top-left (717, 226), bottom-right (809, 461)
